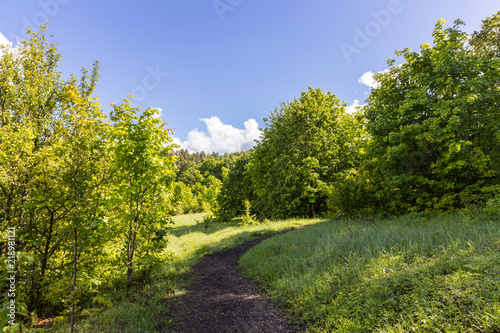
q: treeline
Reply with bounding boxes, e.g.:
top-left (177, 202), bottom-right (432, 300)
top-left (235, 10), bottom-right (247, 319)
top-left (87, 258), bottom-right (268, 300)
top-left (171, 149), bottom-right (244, 215)
top-left (215, 13), bottom-right (500, 221)
top-left (0, 26), bottom-right (178, 330)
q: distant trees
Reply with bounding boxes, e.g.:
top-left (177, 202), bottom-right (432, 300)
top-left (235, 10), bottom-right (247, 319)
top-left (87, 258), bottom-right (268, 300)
top-left (172, 149), bottom-right (243, 215)
top-left (217, 152), bottom-right (254, 221)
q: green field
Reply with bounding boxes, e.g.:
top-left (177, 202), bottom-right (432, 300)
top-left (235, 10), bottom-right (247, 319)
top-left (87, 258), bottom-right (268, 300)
top-left (240, 212), bottom-right (500, 332)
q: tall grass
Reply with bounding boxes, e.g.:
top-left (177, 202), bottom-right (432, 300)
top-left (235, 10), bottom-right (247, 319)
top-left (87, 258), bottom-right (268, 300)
top-left (240, 212), bottom-right (500, 332)
top-left (55, 213), bottom-right (318, 332)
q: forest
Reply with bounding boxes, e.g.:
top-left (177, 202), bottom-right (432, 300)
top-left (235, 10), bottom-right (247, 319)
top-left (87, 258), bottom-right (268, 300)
top-left (0, 11), bottom-right (499, 332)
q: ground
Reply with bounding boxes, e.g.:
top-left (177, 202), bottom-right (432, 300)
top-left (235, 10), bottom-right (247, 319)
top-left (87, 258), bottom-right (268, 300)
top-left (165, 235), bottom-right (300, 333)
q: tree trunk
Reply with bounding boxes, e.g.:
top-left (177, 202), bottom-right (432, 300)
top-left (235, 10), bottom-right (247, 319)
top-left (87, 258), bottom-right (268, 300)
top-left (126, 212), bottom-right (139, 297)
top-left (126, 188), bottom-right (146, 297)
top-left (71, 226), bottom-right (77, 333)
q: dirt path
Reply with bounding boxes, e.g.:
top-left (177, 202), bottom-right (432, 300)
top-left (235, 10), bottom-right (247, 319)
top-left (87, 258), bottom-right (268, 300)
top-left (167, 233), bottom-right (301, 333)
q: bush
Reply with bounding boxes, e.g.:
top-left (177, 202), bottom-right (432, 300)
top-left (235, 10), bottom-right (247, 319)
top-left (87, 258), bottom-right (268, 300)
top-left (327, 171), bottom-right (376, 218)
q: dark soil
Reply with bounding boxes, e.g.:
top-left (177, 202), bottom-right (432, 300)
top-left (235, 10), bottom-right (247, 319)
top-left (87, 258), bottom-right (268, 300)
top-left (166, 232), bottom-right (303, 333)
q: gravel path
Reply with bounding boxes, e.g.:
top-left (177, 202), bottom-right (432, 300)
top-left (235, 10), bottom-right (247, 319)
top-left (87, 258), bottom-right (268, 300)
top-left (167, 233), bottom-right (301, 333)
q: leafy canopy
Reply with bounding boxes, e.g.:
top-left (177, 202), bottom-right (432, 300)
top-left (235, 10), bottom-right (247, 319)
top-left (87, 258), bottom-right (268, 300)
top-left (362, 17), bottom-right (500, 214)
top-left (248, 87), bottom-right (363, 219)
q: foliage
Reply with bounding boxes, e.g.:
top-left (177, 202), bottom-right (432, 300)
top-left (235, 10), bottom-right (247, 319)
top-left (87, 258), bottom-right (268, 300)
top-left (239, 199), bottom-right (258, 225)
top-left (326, 169), bottom-right (375, 219)
top-left (470, 11), bottom-right (500, 58)
top-left (0, 26), bottom-right (177, 330)
top-left (248, 87), bottom-right (364, 219)
top-left (214, 13), bottom-right (500, 219)
top-left (240, 211), bottom-right (500, 332)
top-left (59, 66), bottom-right (109, 330)
top-left (172, 181), bottom-right (199, 215)
top-left (172, 149), bottom-right (241, 214)
top-left (0, 26), bottom-right (109, 320)
top-left (216, 152), bottom-right (254, 221)
top-left (357, 17), bottom-right (500, 215)
top-left (109, 100), bottom-right (177, 294)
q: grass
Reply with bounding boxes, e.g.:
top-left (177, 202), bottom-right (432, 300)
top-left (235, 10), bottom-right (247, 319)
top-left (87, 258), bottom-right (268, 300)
top-left (239, 212), bottom-right (500, 332)
top-left (52, 213), bottom-right (319, 332)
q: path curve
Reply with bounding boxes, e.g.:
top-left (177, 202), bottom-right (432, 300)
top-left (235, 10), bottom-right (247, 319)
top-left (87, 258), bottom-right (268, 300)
top-left (168, 230), bottom-right (304, 333)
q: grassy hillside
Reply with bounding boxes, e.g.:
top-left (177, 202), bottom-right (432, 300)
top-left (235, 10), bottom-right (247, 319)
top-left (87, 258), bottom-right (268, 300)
top-left (240, 212), bottom-right (500, 332)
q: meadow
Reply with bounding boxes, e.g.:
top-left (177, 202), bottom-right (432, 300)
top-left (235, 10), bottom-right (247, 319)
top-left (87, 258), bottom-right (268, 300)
top-left (240, 211), bottom-right (500, 332)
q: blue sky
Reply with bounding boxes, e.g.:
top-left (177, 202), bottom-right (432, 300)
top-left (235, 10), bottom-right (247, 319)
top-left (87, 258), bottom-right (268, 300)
top-left (1, 0), bottom-right (498, 153)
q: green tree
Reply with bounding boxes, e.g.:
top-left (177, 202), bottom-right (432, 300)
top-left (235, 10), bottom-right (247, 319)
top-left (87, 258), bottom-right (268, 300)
top-left (361, 18), bottom-right (500, 214)
top-left (109, 100), bottom-right (177, 295)
top-left (216, 152), bottom-right (254, 221)
top-left (248, 87), bottom-right (363, 219)
top-left (58, 73), bottom-right (110, 331)
top-left (470, 11), bottom-right (500, 58)
top-left (0, 26), bottom-right (113, 324)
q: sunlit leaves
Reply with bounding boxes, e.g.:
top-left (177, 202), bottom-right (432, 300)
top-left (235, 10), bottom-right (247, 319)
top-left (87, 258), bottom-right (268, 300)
top-left (0, 26), bottom-right (179, 321)
top-left (248, 87), bottom-right (364, 219)
top-left (109, 100), bottom-right (177, 292)
top-left (361, 15), bottom-right (500, 214)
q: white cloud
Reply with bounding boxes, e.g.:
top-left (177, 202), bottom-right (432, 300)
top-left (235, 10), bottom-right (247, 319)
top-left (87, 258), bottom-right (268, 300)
top-left (346, 99), bottom-right (363, 114)
top-left (358, 70), bottom-right (389, 89)
top-left (0, 32), bottom-right (13, 57)
top-left (358, 71), bottom-right (378, 89)
top-left (152, 107), bottom-right (162, 118)
top-left (174, 116), bottom-right (262, 154)
top-left (0, 32), bottom-right (12, 47)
